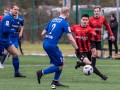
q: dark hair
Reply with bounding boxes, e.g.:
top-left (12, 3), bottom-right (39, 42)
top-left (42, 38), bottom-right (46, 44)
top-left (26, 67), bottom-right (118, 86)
top-left (110, 14), bottom-right (117, 21)
top-left (81, 14), bottom-right (89, 18)
top-left (94, 6), bottom-right (101, 11)
top-left (10, 3), bottom-right (19, 9)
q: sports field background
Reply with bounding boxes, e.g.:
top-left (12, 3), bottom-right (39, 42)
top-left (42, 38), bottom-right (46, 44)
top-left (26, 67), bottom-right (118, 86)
top-left (0, 55), bottom-right (120, 90)
top-left (21, 42), bottom-right (120, 57)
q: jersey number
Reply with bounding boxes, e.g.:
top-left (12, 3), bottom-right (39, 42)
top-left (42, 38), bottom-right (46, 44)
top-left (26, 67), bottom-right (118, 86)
top-left (49, 23), bottom-right (56, 34)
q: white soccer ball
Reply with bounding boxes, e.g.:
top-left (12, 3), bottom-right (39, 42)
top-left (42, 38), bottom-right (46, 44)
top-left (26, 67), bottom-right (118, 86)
top-left (83, 65), bottom-right (93, 75)
top-left (51, 84), bottom-right (56, 89)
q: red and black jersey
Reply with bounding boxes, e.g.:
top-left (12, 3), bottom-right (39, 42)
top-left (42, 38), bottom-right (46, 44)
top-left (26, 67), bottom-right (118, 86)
top-left (89, 16), bottom-right (113, 41)
top-left (71, 25), bottom-right (96, 53)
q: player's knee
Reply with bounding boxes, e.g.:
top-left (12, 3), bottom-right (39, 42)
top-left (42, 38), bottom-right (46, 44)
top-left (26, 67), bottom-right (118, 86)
top-left (0, 56), bottom-right (2, 61)
top-left (91, 50), bottom-right (97, 57)
top-left (92, 52), bottom-right (97, 57)
top-left (12, 53), bottom-right (18, 58)
top-left (59, 65), bottom-right (63, 70)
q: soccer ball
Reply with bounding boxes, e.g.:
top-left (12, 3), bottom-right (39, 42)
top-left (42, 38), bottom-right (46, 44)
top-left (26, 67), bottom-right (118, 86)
top-left (83, 65), bottom-right (93, 75)
top-left (51, 84), bottom-right (56, 89)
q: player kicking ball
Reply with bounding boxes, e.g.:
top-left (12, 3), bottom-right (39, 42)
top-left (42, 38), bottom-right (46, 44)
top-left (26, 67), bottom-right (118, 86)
top-left (71, 14), bottom-right (108, 80)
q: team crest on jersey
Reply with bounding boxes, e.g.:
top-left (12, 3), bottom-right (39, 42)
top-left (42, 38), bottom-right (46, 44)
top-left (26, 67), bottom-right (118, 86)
top-left (17, 22), bottom-right (20, 24)
top-left (6, 21), bottom-right (10, 26)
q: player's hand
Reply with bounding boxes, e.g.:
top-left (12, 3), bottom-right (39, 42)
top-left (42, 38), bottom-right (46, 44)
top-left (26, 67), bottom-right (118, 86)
top-left (109, 35), bottom-right (115, 42)
top-left (16, 27), bottom-right (21, 33)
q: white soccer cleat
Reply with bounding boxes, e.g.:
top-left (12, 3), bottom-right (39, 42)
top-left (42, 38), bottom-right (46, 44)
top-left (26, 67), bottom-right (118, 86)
top-left (0, 62), bottom-right (4, 68)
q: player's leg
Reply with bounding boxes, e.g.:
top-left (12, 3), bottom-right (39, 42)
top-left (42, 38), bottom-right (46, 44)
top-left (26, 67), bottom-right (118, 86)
top-left (96, 50), bottom-right (101, 58)
top-left (0, 41), bottom-right (5, 68)
top-left (75, 53), bottom-right (85, 69)
top-left (6, 40), bottom-right (26, 77)
top-left (37, 43), bottom-right (68, 87)
top-left (83, 57), bottom-right (108, 80)
top-left (91, 41), bottom-right (97, 66)
top-left (0, 50), bottom-right (9, 67)
top-left (96, 41), bottom-right (102, 58)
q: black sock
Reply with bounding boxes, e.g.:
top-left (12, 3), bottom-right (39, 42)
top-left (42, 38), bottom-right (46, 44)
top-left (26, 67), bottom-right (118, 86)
top-left (91, 57), bottom-right (96, 66)
top-left (91, 64), bottom-right (102, 77)
top-left (79, 61), bottom-right (85, 66)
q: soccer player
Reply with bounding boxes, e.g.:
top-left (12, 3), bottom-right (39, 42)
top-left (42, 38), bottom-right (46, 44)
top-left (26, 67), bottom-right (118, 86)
top-left (36, 7), bottom-right (78, 88)
top-left (0, 10), bottom-right (24, 68)
top-left (0, 8), bottom-right (9, 22)
top-left (0, 8), bottom-right (9, 68)
top-left (71, 14), bottom-right (108, 80)
top-left (89, 6), bottom-right (115, 66)
top-left (0, 3), bottom-right (26, 77)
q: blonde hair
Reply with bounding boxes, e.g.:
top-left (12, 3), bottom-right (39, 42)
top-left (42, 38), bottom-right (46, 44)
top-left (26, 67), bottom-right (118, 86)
top-left (60, 7), bottom-right (69, 14)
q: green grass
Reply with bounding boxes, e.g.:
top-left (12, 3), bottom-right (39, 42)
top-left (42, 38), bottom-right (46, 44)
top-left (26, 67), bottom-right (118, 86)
top-left (0, 55), bottom-right (120, 90)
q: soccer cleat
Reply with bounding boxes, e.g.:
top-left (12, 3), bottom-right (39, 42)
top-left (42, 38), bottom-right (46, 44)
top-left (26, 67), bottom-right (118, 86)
top-left (51, 80), bottom-right (69, 88)
top-left (106, 56), bottom-right (112, 59)
top-left (0, 63), bottom-right (4, 69)
top-left (101, 74), bottom-right (108, 80)
top-left (14, 73), bottom-right (26, 78)
top-left (36, 70), bottom-right (43, 84)
top-left (75, 60), bottom-right (81, 69)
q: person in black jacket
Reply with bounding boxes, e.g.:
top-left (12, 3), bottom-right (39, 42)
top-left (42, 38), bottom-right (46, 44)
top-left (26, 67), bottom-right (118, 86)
top-left (107, 14), bottom-right (118, 59)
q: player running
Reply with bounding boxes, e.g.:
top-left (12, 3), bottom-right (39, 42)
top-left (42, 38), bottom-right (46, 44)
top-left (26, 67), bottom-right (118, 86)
top-left (0, 10), bottom-right (24, 68)
top-left (36, 7), bottom-right (78, 88)
top-left (89, 6), bottom-right (115, 66)
top-left (0, 3), bottom-right (25, 77)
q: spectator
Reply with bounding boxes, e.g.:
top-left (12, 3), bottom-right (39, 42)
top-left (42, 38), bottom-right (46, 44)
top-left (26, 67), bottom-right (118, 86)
top-left (107, 14), bottom-right (118, 59)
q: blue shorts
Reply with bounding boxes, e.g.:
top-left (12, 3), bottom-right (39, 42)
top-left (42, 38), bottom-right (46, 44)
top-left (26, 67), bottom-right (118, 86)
top-left (0, 39), bottom-right (13, 56)
top-left (9, 36), bottom-right (19, 48)
top-left (43, 41), bottom-right (63, 66)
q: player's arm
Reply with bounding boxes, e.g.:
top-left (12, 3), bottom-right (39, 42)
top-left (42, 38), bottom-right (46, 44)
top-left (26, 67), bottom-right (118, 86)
top-left (41, 29), bottom-right (47, 36)
top-left (67, 33), bottom-right (78, 49)
top-left (103, 18), bottom-right (115, 41)
top-left (19, 26), bottom-right (24, 37)
top-left (19, 18), bottom-right (24, 37)
top-left (90, 28), bottom-right (96, 36)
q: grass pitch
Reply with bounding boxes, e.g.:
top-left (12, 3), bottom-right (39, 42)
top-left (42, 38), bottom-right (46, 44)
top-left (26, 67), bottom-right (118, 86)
top-left (0, 55), bottom-right (120, 90)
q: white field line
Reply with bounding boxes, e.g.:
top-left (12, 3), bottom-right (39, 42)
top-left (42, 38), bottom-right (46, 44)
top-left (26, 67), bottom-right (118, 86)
top-left (3, 64), bottom-right (120, 67)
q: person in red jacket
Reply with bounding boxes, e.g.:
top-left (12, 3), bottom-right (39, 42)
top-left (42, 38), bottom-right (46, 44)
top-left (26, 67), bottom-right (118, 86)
top-left (71, 14), bottom-right (108, 80)
top-left (89, 6), bottom-right (115, 66)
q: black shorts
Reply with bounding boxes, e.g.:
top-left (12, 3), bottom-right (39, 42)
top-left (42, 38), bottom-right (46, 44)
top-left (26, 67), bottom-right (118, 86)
top-left (76, 51), bottom-right (92, 61)
top-left (91, 41), bottom-right (101, 50)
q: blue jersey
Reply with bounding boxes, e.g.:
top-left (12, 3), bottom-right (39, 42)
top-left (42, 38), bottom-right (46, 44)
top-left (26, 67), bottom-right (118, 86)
top-left (9, 16), bottom-right (24, 37)
top-left (44, 16), bottom-right (71, 45)
top-left (0, 13), bottom-right (16, 41)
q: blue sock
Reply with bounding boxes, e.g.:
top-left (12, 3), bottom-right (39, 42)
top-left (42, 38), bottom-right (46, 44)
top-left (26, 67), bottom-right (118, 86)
top-left (1, 54), bottom-right (7, 64)
top-left (43, 66), bottom-right (59, 75)
top-left (54, 70), bottom-right (62, 81)
top-left (12, 57), bottom-right (19, 75)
